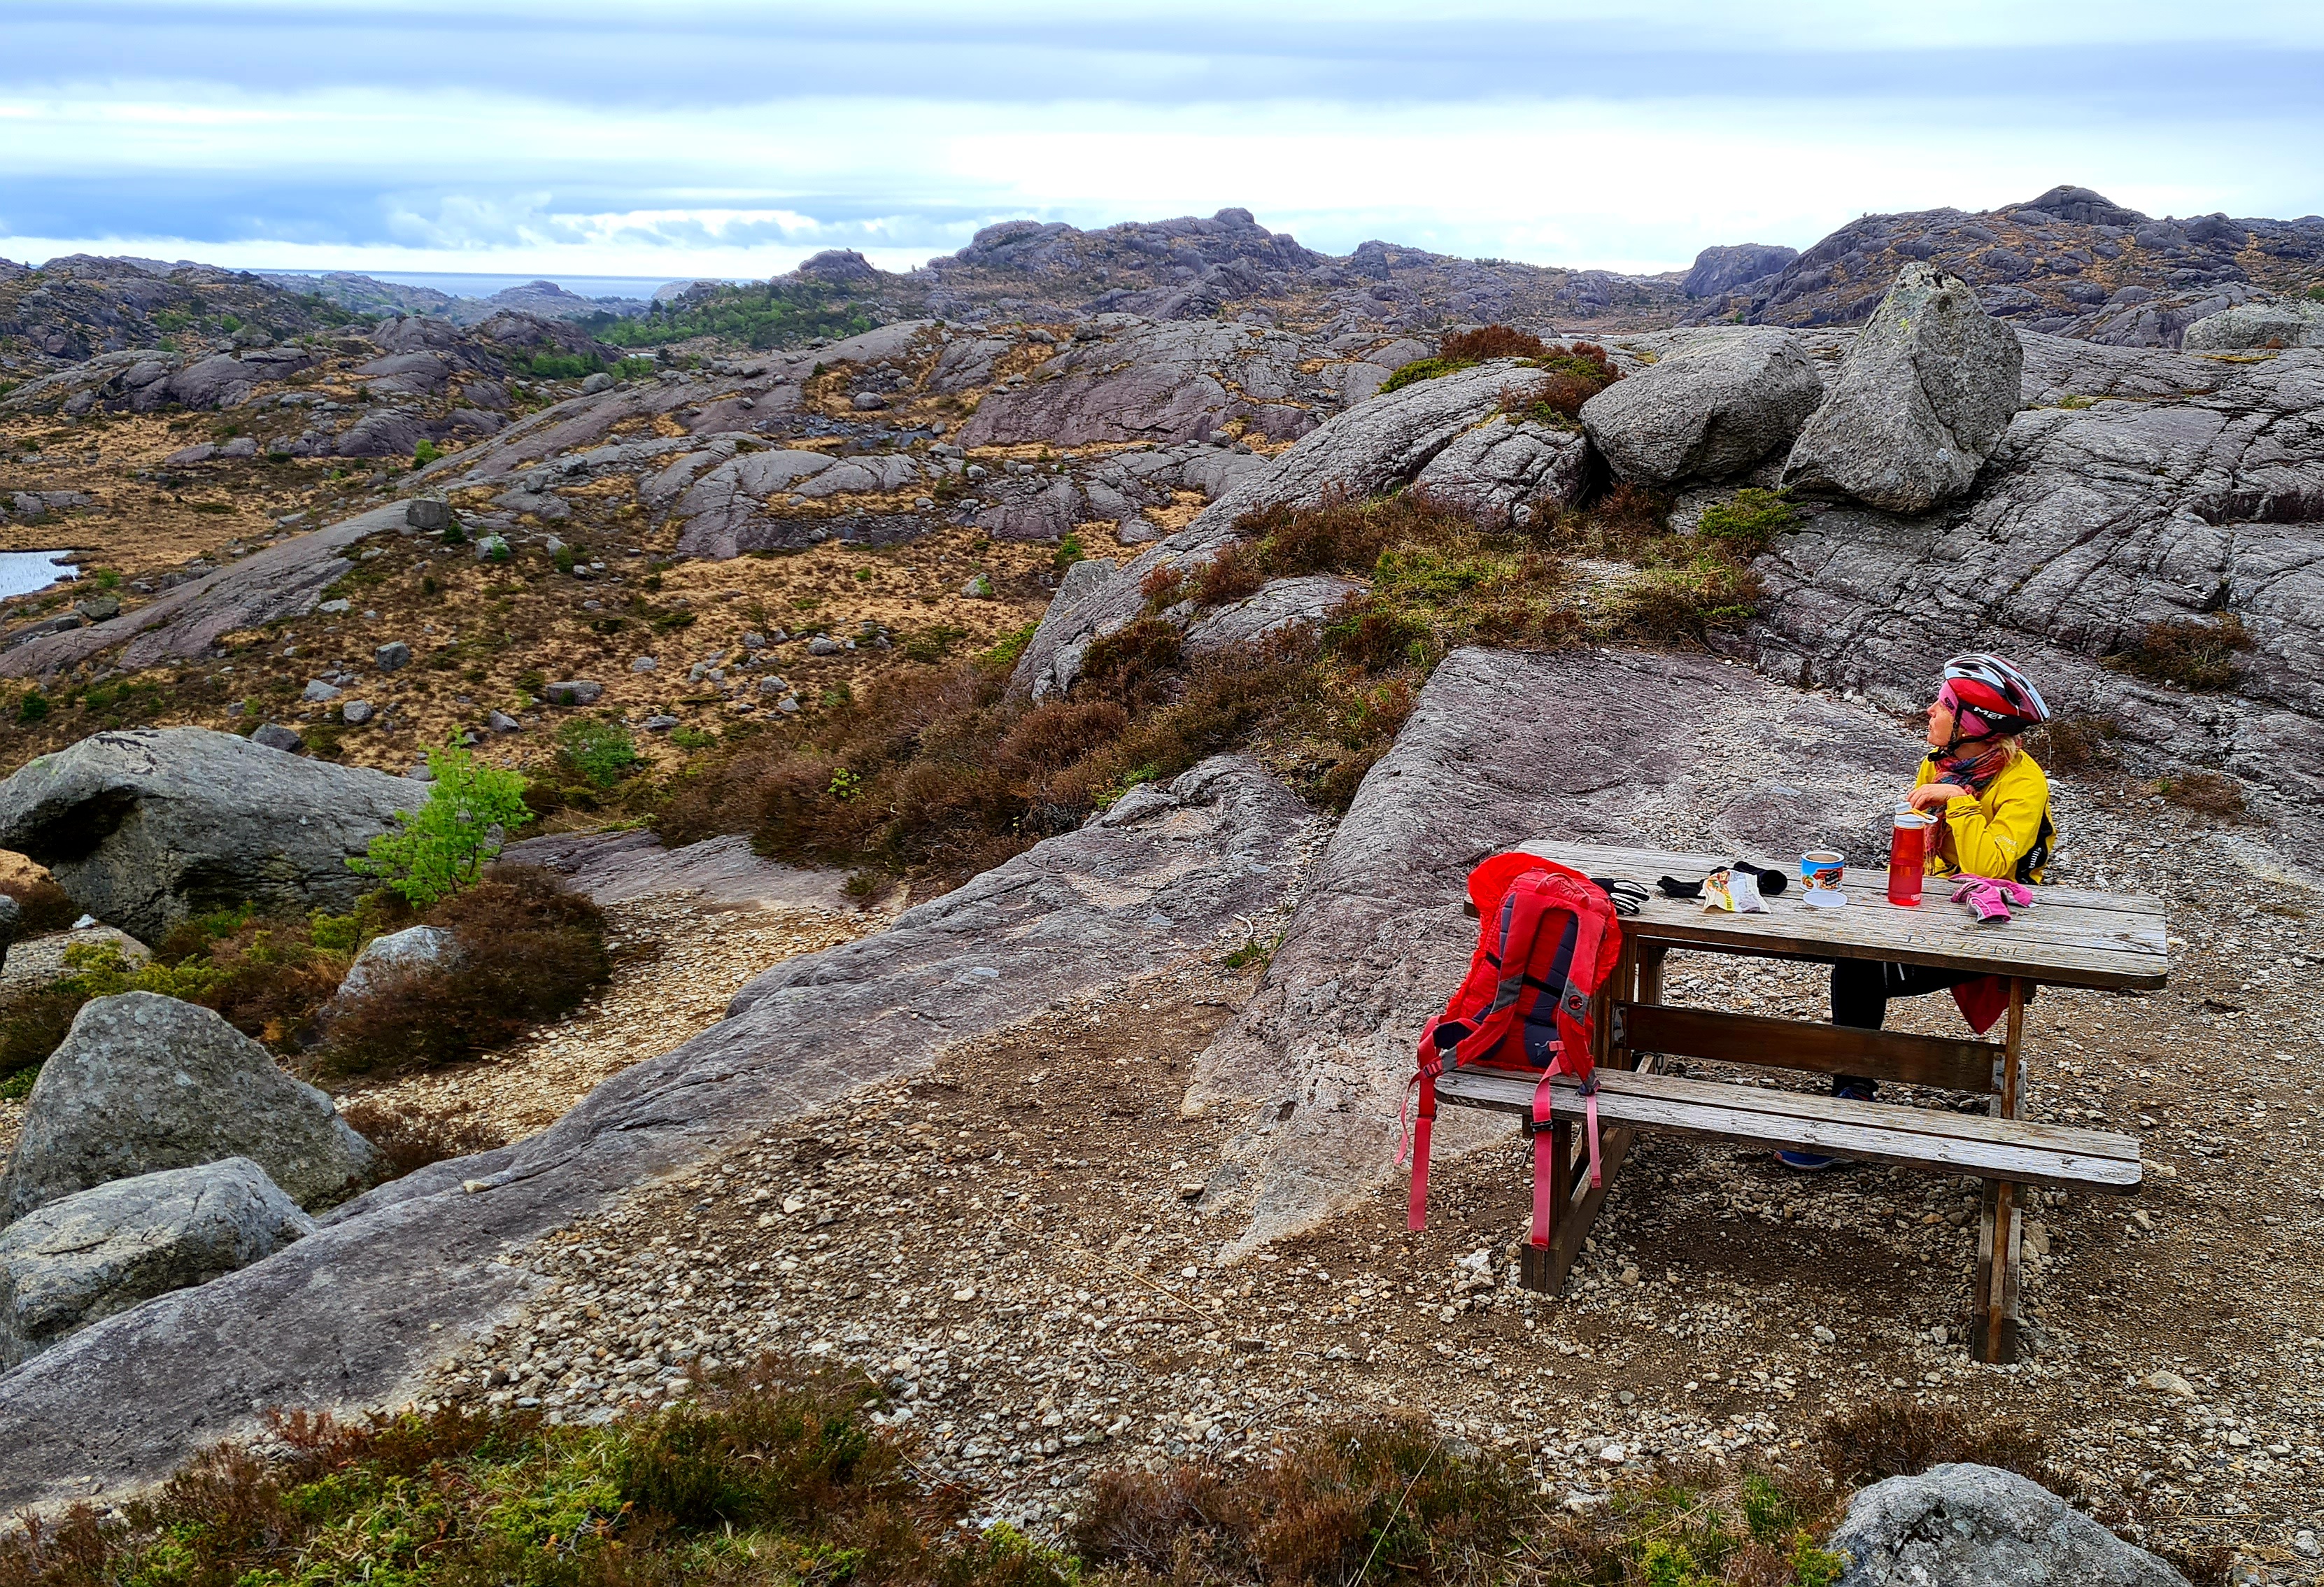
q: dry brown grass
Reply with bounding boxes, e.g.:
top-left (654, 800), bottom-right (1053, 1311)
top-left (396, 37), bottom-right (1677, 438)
top-left (2107, 612), bottom-right (2253, 692)
top-left (336, 1097), bottom-right (511, 1178)
top-left (2158, 770), bottom-right (2247, 819)
top-left (0, 875), bottom-right (78, 936)
top-left (1439, 325), bottom-right (1547, 362)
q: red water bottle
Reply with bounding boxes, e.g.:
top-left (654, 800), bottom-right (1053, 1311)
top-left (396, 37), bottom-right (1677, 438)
top-left (1888, 809), bottom-right (1934, 905)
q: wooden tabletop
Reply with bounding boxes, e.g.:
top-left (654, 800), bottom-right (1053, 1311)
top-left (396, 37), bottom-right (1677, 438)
top-left (1517, 840), bottom-right (2169, 992)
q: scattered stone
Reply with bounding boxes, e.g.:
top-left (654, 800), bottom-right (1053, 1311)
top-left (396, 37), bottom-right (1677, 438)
top-left (487, 710), bottom-right (521, 733)
top-left (316, 598), bottom-right (351, 615)
top-left (0, 992), bottom-right (383, 1223)
top-left (961, 574), bottom-right (995, 600)
top-left (474, 534), bottom-right (511, 563)
top-left (340, 700), bottom-right (374, 726)
top-left (0, 1158), bottom-right (315, 1368)
top-left (642, 714), bottom-right (681, 732)
top-left (2144, 1369), bottom-right (2197, 1399)
top-left (374, 640), bottom-right (412, 672)
top-left (544, 680), bottom-right (604, 706)
top-left (1781, 263), bottom-right (2023, 513)
top-left (1826, 1463), bottom-right (2190, 1586)
top-left (73, 594), bottom-right (122, 623)
top-left (807, 636), bottom-right (844, 656)
top-left (300, 678), bottom-right (341, 703)
top-left (580, 372), bottom-right (616, 394)
top-left (250, 723), bottom-right (304, 753)
top-left (404, 500), bottom-right (451, 532)
top-left (333, 925), bottom-right (460, 1006)
top-left (631, 656), bottom-right (658, 672)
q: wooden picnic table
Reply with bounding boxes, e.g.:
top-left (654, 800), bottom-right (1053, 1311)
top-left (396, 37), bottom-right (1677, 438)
top-left (1434, 840), bottom-right (2169, 1364)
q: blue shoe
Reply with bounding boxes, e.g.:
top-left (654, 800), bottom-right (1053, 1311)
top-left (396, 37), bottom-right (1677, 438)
top-left (1779, 1149), bottom-right (1839, 1171)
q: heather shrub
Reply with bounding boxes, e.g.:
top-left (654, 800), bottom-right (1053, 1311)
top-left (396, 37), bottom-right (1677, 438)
top-left (1439, 324), bottom-right (1547, 362)
top-left (0, 875), bottom-right (77, 935)
top-left (318, 864), bottom-right (609, 1075)
top-left (337, 1099), bottom-right (509, 1178)
top-left (2108, 612), bottom-right (2252, 691)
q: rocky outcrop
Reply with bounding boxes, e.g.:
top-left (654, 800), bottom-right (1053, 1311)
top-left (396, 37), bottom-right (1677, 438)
top-left (1782, 264), bottom-right (2023, 513)
top-left (1186, 647), bottom-right (1922, 1250)
top-left (0, 758), bottom-right (1315, 1511)
top-left (1408, 416), bottom-right (1590, 526)
top-left (2182, 297), bottom-right (2324, 351)
top-left (0, 727), bottom-right (426, 943)
top-left (1682, 243), bottom-right (1799, 299)
top-left (1754, 334), bottom-right (2324, 840)
top-left (1727, 185), bottom-right (2324, 347)
top-left (1, 993), bottom-right (381, 1224)
top-left (1183, 576), bottom-right (1366, 658)
top-left (956, 319), bottom-right (1323, 449)
top-left (1580, 327), bottom-right (1823, 485)
top-left (1828, 1464), bottom-right (2188, 1586)
top-left (499, 828), bottom-right (853, 910)
top-left (0, 1158), bottom-right (313, 1368)
top-left (0, 500), bottom-right (411, 678)
top-left (1007, 358), bottom-right (1598, 700)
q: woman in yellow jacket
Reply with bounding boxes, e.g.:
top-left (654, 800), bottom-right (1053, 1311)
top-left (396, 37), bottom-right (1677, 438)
top-left (1782, 653), bottom-right (2057, 1171)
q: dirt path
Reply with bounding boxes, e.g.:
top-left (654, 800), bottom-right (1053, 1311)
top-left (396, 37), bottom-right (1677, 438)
top-left (332, 890), bottom-right (881, 1139)
top-left (406, 849), bottom-right (2322, 1574)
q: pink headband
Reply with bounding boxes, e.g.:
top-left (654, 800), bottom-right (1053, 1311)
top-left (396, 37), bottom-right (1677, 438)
top-left (1936, 680), bottom-right (1995, 738)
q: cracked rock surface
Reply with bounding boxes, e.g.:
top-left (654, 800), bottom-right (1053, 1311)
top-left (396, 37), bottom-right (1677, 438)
top-left (1827, 1463), bottom-right (2190, 1586)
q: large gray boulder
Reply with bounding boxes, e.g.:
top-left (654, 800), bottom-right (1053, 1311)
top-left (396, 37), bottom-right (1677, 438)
top-left (1580, 327), bottom-right (1824, 486)
top-left (1782, 263), bottom-right (2023, 514)
top-left (0, 1158), bottom-right (313, 1368)
top-left (1829, 1465), bottom-right (2188, 1586)
top-left (0, 727), bottom-right (426, 943)
top-left (2181, 296), bottom-right (2324, 351)
top-left (0, 993), bottom-right (383, 1224)
top-left (0, 757), bottom-right (1313, 1511)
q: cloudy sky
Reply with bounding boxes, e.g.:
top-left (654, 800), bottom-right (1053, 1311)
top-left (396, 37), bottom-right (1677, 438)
top-left (5, 1), bottom-right (2322, 283)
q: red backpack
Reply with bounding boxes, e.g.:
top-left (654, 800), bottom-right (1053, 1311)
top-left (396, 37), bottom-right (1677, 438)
top-left (1403, 854), bottom-right (1624, 1253)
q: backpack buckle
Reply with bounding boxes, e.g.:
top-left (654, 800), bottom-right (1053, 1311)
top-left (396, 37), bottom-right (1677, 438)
top-left (1520, 1114), bottom-right (1558, 1137)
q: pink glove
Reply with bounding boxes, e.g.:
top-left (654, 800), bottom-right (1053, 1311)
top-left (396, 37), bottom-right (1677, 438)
top-left (1951, 877), bottom-right (2013, 924)
top-left (1953, 874), bottom-right (2034, 909)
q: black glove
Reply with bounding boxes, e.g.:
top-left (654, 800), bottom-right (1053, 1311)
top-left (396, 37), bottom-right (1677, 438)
top-left (1589, 877), bottom-right (1650, 917)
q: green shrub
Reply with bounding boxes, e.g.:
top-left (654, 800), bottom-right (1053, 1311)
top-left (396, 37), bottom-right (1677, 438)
top-left (412, 439), bottom-right (441, 466)
top-left (348, 735), bottom-right (532, 908)
top-left (1377, 355), bottom-right (1475, 395)
top-left (1696, 487), bottom-right (1796, 556)
top-left (1053, 532), bottom-right (1088, 570)
top-left (557, 718), bottom-right (641, 789)
top-left (16, 691), bottom-right (48, 724)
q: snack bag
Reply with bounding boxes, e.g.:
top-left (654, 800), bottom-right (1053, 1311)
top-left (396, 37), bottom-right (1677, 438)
top-left (1701, 867), bottom-right (1768, 914)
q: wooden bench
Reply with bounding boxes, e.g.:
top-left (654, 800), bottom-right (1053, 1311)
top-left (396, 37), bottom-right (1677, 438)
top-left (1430, 840), bottom-right (2168, 1364)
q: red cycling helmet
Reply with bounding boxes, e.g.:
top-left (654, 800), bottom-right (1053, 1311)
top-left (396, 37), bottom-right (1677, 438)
top-left (1938, 653), bottom-right (2050, 740)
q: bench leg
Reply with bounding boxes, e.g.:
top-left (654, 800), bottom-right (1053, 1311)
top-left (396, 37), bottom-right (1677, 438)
top-left (1971, 978), bottom-right (2029, 1364)
top-left (1521, 1120), bottom-right (1574, 1292)
top-left (1520, 945), bottom-right (1652, 1297)
top-left (1975, 1181), bottom-right (2022, 1362)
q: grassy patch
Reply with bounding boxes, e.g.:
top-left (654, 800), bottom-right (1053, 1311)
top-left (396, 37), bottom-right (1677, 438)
top-left (2158, 770), bottom-right (2246, 819)
top-left (2106, 612), bottom-right (2252, 691)
top-left (1695, 488), bottom-right (1796, 557)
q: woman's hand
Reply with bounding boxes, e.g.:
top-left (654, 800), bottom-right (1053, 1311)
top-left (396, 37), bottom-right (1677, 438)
top-left (1908, 782), bottom-right (1973, 812)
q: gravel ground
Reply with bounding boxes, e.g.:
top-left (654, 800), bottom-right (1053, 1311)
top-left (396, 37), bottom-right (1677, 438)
top-left (332, 891), bottom-right (879, 1139)
top-left (408, 765), bottom-right (2323, 1579)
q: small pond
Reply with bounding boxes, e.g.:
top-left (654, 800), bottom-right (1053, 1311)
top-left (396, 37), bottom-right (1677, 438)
top-left (0, 551), bottom-right (79, 600)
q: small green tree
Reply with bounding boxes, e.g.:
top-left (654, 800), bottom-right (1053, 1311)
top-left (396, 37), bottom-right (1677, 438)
top-left (349, 735), bottom-right (531, 908)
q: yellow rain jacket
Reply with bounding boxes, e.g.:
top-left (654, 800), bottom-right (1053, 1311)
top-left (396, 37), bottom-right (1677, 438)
top-left (1914, 751), bottom-right (2055, 883)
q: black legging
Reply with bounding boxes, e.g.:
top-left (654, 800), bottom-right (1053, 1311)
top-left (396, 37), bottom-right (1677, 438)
top-left (1827, 959), bottom-right (1981, 1098)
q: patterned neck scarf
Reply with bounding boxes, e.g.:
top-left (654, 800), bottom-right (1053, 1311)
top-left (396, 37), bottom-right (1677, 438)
top-left (1927, 738), bottom-right (2015, 795)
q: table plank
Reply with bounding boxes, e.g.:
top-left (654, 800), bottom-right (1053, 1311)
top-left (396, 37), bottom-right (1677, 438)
top-left (1515, 840), bottom-right (2169, 990)
top-left (1433, 1068), bottom-right (2142, 1192)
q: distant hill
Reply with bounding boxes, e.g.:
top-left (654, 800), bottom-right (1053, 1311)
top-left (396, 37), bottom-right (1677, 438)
top-left (1706, 185), bottom-right (2324, 346)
